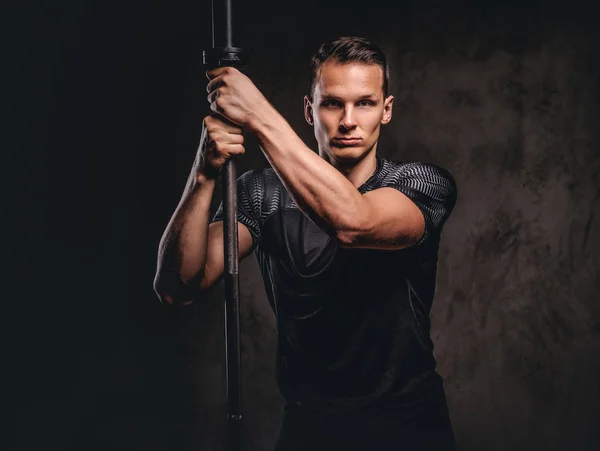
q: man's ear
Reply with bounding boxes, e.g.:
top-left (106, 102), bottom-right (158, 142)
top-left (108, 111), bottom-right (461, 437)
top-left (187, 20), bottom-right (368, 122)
top-left (304, 95), bottom-right (314, 125)
top-left (381, 95), bottom-right (394, 124)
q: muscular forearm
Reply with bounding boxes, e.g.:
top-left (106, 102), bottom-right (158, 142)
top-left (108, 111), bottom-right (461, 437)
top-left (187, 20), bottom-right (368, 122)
top-left (249, 107), bottom-right (368, 238)
top-left (154, 172), bottom-right (216, 301)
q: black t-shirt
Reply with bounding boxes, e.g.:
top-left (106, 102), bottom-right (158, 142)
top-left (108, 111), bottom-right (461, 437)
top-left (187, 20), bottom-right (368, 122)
top-left (212, 155), bottom-right (457, 413)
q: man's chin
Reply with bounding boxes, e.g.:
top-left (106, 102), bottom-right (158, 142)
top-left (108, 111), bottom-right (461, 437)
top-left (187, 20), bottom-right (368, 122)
top-left (328, 146), bottom-right (370, 164)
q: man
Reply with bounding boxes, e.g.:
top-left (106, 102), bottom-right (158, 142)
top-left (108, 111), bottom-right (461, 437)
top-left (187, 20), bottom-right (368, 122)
top-left (154, 37), bottom-right (458, 450)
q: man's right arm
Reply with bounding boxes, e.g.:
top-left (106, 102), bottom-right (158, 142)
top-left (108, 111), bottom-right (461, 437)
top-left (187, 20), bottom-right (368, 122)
top-left (153, 116), bottom-right (254, 306)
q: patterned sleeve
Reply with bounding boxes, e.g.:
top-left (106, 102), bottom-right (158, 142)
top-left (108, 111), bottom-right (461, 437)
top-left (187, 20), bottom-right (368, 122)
top-left (385, 162), bottom-right (457, 246)
top-left (210, 169), bottom-right (264, 250)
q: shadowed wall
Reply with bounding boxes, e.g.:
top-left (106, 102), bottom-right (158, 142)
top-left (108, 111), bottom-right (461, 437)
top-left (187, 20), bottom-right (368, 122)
top-left (12, 1), bottom-right (599, 450)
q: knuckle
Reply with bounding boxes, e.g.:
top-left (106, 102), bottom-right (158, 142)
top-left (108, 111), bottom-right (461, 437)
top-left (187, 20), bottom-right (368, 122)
top-left (216, 98), bottom-right (228, 112)
top-left (215, 141), bottom-right (226, 154)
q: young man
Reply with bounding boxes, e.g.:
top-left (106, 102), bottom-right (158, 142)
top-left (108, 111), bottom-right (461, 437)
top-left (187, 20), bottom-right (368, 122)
top-left (154, 37), bottom-right (458, 450)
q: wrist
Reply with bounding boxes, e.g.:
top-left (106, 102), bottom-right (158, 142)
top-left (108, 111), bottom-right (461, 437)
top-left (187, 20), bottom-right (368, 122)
top-left (195, 168), bottom-right (219, 185)
top-left (247, 101), bottom-right (281, 134)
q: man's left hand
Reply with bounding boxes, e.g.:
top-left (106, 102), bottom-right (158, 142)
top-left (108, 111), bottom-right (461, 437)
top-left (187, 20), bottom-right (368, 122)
top-left (206, 67), bottom-right (269, 128)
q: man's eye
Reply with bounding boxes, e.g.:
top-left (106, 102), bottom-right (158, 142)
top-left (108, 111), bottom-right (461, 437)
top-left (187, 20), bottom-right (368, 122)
top-left (322, 100), bottom-right (341, 108)
top-left (357, 100), bottom-right (374, 107)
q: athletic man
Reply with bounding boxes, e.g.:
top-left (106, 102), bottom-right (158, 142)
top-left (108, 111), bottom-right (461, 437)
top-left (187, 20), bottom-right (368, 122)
top-left (154, 36), bottom-right (458, 450)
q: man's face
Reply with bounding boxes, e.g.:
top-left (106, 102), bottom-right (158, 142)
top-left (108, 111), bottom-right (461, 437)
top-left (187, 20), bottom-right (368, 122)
top-left (304, 61), bottom-right (394, 164)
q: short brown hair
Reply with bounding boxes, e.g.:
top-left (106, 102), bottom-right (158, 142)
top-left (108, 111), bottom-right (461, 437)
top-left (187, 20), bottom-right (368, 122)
top-left (310, 36), bottom-right (390, 97)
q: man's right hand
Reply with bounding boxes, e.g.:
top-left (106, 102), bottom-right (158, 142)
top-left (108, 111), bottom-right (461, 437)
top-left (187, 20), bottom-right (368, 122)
top-left (196, 114), bottom-right (245, 180)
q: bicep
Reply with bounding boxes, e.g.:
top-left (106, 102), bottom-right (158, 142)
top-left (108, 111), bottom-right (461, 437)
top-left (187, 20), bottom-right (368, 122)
top-left (356, 187), bottom-right (425, 250)
top-left (199, 221), bottom-right (255, 291)
top-left (345, 163), bottom-right (456, 250)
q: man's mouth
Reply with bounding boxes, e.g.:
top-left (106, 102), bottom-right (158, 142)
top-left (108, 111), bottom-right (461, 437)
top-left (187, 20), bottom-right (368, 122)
top-left (332, 137), bottom-right (361, 146)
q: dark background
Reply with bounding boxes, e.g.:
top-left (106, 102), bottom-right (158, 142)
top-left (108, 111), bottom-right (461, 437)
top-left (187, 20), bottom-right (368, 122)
top-left (9, 0), bottom-right (599, 450)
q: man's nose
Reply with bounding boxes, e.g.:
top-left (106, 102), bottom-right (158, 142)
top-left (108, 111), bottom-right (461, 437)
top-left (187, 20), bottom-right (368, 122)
top-left (339, 107), bottom-right (357, 131)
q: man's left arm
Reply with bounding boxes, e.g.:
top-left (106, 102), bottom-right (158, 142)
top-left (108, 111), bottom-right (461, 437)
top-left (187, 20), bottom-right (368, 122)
top-left (253, 110), bottom-right (456, 251)
top-left (206, 67), bottom-right (456, 250)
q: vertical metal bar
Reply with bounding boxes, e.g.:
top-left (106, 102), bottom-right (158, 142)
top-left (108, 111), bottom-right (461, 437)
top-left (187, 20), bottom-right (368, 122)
top-left (223, 157), bottom-right (241, 451)
top-left (225, 0), bottom-right (233, 48)
top-left (209, 1), bottom-right (243, 450)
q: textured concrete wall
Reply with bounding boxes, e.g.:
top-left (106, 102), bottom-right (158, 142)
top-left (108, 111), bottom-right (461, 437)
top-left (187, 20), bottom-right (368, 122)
top-left (14, 1), bottom-right (599, 451)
